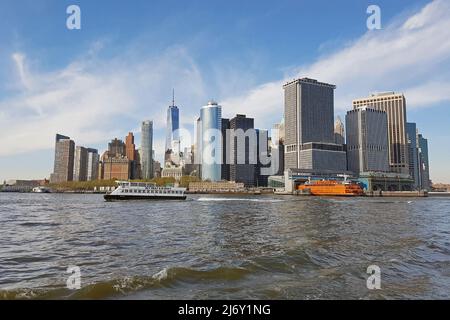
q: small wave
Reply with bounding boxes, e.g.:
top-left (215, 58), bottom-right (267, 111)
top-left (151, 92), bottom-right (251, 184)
top-left (0, 266), bottom-right (251, 300)
top-left (197, 198), bottom-right (284, 203)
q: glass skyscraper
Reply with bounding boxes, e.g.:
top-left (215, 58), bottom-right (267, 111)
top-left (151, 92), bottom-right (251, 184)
top-left (200, 101), bottom-right (222, 182)
top-left (141, 120), bottom-right (154, 180)
top-left (165, 105), bottom-right (180, 154)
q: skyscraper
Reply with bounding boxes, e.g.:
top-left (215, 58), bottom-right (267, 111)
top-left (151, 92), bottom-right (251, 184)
top-left (141, 120), bottom-right (154, 180)
top-left (230, 114), bottom-right (255, 187)
top-left (418, 134), bottom-right (430, 191)
top-left (334, 116), bottom-right (345, 145)
top-left (353, 92), bottom-right (409, 174)
top-left (283, 78), bottom-right (347, 172)
top-left (406, 123), bottom-right (420, 189)
top-left (125, 132), bottom-right (139, 179)
top-left (50, 134), bottom-right (75, 183)
top-left (108, 138), bottom-right (126, 157)
top-left (346, 106), bottom-right (390, 174)
top-left (221, 118), bottom-right (231, 181)
top-left (165, 93), bottom-right (180, 164)
top-left (87, 148), bottom-right (99, 181)
top-left (73, 146), bottom-right (88, 181)
top-left (200, 101), bottom-right (222, 182)
top-left (255, 129), bottom-right (270, 187)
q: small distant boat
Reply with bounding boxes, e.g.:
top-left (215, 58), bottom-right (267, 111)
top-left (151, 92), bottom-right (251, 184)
top-left (104, 181), bottom-right (187, 201)
top-left (32, 186), bottom-right (51, 193)
top-left (297, 177), bottom-right (364, 197)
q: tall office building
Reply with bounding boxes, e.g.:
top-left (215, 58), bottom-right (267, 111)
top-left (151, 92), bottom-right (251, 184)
top-left (200, 101), bottom-right (222, 182)
top-left (255, 129), bottom-right (270, 187)
top-left (418, 134), bottom-right (430, 191)
top-left (108, 138), bottom-right (126, 157)
top-left (73, 146), bottom-right (88, 181)
top-left (50, 134), bottom-right (75, 183)
top-left (346, 106), bottom-right (390, 174)
top-left (87, 148), bottom-right (99, 181)
top-left (230, 114), bottom-right (255, 187)
top-left (141, 120), bottom-right (154, 180)
top-left (165, 96), bottom-right (180, 164)
top-left (353, 92), bottom-right (409, 174)
top-left (334, 116), bottom-right (345, 145)
top-left (221, 118), bottom-right (231, 181)
top-left (125, 132), bottom-right (140, 179)
top-left (99, 138), bottom-right (131, 180)
top-left (406, 123), bottom-right (420, 189)
top-left (283, 78), bottom-right (347, 172)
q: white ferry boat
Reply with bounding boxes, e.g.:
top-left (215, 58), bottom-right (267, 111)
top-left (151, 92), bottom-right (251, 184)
top-left (104, 181), bottom-right (187, 201)
top-left (32, 186), bottom-right (51, 193)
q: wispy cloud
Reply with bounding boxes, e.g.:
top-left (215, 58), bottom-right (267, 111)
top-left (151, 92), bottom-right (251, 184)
top-left (1, 0), bottom-right (450, 165)
top-left (223, 0), bottom-right (450, 128)
top-left (0, 45), bottom-right (207, 159)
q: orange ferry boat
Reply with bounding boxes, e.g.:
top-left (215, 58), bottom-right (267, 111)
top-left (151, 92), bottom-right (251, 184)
top-left (297, 179), bottom-right (364, 196)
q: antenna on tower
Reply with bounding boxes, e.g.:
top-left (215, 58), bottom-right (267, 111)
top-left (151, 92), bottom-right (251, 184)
top-left (172, 88), bottom-right (175, 107)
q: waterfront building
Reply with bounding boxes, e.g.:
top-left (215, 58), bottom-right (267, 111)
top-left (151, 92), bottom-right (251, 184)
top-left (406, 123), bottom-right (421, 189)
top-left (353, 92), bottom-right (409, 174)
top-left (50, 134), bottom-right (75, 183)
top-left (101, 156), bottom-right (131, 180)
top-left (141, 120), bottom-right (154, 180)
top-left (87, 148), bottom-right (99, 181)
top-left (188, 181), bottom-right (245, 193)
top-left (418, 134), bottom-right (431, 191)
top-left (283, 78), bottom-right (347, 172)
top-left (334, 116), bottom-right (345, 145)
top-left (200, 101), bottom-right (222, 182)
top-left (346, 106), bottom-right (390, 174)
top-left (161, 165), bottom-right (184, 181)
top-left (230, 114), bottom-right (255, 187)
top-left (73, 146), bottom-right (88, 181)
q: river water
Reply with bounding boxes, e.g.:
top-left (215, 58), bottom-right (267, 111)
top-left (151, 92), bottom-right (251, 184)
top-left (0, 193), bottom-right (449, 299)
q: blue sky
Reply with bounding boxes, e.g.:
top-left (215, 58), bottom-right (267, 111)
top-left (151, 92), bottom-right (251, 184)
top-left (0, 0), bottom-right (449, 182)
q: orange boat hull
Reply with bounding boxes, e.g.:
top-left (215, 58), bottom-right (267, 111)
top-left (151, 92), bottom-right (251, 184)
top-left (297, 181), bottom-right (364, 196)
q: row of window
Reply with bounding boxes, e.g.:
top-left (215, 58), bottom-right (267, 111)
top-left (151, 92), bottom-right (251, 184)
top-left (120, 189), bottom-right (183, 194)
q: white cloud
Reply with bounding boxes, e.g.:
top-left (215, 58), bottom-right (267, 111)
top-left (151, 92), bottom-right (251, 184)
top-left (1, 0), bottom-right (450, 169)
top-left (223, 0), bottom-right (450, 129)
top-left (0, 46), bottom-right (207, 160)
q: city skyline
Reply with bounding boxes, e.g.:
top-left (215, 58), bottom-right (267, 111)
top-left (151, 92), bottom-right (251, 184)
top-left (1, 0), bottom-right (450, 182)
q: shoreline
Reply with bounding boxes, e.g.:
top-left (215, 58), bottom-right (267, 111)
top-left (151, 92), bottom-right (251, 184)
top-left (2, 190), bottom-right (449, 198)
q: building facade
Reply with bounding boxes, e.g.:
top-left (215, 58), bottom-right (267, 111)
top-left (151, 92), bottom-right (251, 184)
top-left (87, 148), bottom-right (99, 181)
top-left (353, 92), bottom-right (409, 174)
top-left (50, 134), bottom-right (75, 183)
top-left (229, 114), bottom-right (256, 187)
top-left (283, 78), bottom-right (347, 172)
top-left (334, 116), bottom-right (345, 145)
top-left (346, 106), bottom-right (390, 174)
top-left (141, 120), bottom-right (154, 180)
top-left (200, 101), bottom-right (222, 181)
top-left (418, 134), bottom-right (431, 191)
top-left (161, 166), bottom-right (184, 181)
top-left (221, 118), bottom-right (231, 181)
top-left (73, 146), bottom-right (88, 181)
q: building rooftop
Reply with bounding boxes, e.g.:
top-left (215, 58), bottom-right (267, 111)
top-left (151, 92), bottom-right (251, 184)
top-left (283, 77), bottom-right (336, 89)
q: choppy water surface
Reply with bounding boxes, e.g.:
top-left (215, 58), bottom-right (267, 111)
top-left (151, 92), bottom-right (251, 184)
top-left (0, 193), bottom-right (449, 299)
